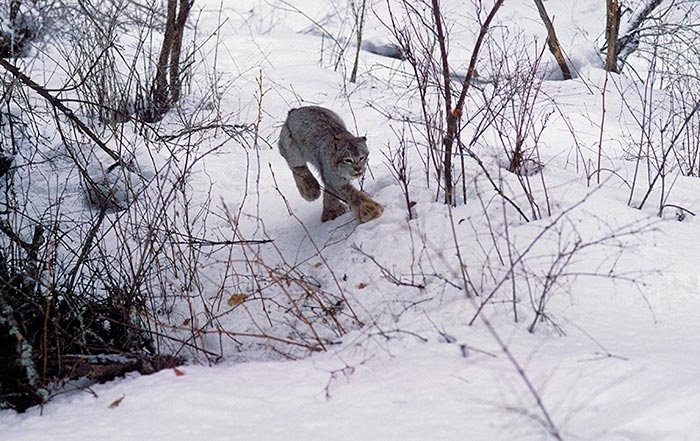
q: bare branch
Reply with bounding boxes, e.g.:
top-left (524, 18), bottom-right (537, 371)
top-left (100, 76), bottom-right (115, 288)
top-left (0, 58), bottom-right (125, 164)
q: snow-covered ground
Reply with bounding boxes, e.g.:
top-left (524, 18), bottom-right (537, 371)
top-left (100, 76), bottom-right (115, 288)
top-left (2, 0), bottom-right (700, 439)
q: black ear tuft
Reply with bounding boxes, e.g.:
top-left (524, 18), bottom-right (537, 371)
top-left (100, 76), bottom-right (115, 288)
top-left (357, 136), bottom-right (367, 142)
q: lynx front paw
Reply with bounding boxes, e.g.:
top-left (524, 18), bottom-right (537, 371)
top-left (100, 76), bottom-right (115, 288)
top-left (292, 167), bottom-right (321, 201)
top-left (354, 199), bottom-right (383, 223)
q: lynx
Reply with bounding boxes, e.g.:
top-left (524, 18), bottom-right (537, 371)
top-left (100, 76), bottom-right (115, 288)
top-left (278, 106), bottom-right (383, 223)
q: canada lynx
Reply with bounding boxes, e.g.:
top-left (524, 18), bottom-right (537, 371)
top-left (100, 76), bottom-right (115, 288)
top-left (278, 106), bottom-right (383, 223)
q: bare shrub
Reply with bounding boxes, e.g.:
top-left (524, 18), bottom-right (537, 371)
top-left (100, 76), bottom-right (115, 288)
top-left (0, 0), bottom-right (301, 410)
top-left (0, 70), bottom-right (176, 411)
top-left (619, 30), bottom-right (700, 217)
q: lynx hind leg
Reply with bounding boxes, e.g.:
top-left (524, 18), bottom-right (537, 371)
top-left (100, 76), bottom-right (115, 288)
top-left (292, 166), bottom-right (321, 201)
top-left (342, 184), bottom-right (383, 223)
top-left (278, 124), bottom-right (320, 201)
top-left (321, 190), bottom-right (349, 222)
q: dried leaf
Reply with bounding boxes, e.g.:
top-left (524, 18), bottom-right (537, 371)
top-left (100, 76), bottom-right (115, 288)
top-left (227, 293), bottom-right (247, 307)
top-left (357, 282), bottom-right (368, 289)
top-left (173, 367), bottom-right (185, 376)
top-left (108, 395), bottom-right (125, 409)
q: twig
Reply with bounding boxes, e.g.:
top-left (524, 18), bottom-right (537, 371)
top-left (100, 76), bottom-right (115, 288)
top-left (460, 141), bottom-right (531, 222)
top-left (659, 203), bottom-right (696, 219)
top-left (0, 58), bottom-right (125, 165)
top-left (352, 244), bottom-right (425, 289)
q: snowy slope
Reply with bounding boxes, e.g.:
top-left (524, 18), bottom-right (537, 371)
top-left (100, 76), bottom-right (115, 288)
top-left (2, 0), bottom-right (700, 440)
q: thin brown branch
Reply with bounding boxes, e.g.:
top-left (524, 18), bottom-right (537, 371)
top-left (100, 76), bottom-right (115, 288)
top-left (431, 0), bottom-right (455, 204)
top-left (0, 58), bottom-right (124, 164)
top-left (454, 0), bottom-right (505, 112)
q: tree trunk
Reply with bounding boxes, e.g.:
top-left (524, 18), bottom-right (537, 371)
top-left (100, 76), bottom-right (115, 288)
top-left (532, 0), bottom-right (572, 79)
top-left (605, 0), bottom-right (621, 72)
top-left (615, 0), bottom-right (663, 70)
top-left (169, 0), bottom-right (193, 103)
top-left (143, 0), bottom-right (193, 122)
top-left (0, 0), bottom-right (33, 58)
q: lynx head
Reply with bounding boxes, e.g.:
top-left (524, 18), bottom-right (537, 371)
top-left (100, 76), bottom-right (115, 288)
top-left (333, 135), bottom-right (369, 179)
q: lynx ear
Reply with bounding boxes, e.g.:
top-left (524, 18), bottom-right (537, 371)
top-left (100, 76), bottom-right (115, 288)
top-left (356, 136), bottom-right (367, 142)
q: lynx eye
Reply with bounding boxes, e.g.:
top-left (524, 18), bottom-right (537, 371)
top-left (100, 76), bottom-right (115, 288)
top-left (342, 158), bottom-right (354, 165)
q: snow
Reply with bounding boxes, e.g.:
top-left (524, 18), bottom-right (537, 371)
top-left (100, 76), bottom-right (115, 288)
top-left (2, 0), bottom-right (700, 440)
